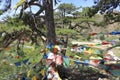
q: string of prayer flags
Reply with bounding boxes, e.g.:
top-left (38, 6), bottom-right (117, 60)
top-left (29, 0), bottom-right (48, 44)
top-left (79, 31), bottom-right (120, 37)
top-left (109, 31), bottom-right (120, 35)
top-left (89, 56), bottom-right (102, 60)
top-left (87, 42), bottom-right (109, 47)
top-left (88, 44), bottom-right (94, 46)
top-left (74, 60), bottom-right (83, 65)
top-left (74, 59), bottom-right (89, 66)
top-left (89, 32), bottom-right (97, 36)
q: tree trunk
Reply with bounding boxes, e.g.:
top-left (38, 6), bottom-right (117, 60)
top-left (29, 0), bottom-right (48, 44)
top-left (44, 0), bottom-right (56, 45)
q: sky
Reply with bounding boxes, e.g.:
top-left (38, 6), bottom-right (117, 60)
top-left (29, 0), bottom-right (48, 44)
top-left (0, 0), bottom-right (102, 21)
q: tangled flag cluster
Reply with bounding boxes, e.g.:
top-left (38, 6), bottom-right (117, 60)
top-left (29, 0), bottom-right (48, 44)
top-left (9, 40), bottom-right (119, 80)
top-left (82, 31), bottom-right (120, 36)
top-left (2, 30), bottom-right (120, 79)
top-left (42, 42), bottom-right (120, 79)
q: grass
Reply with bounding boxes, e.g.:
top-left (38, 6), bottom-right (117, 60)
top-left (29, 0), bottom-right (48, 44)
top-left (0, 40), bottom-right (45, 79)
top-left (112, 48), bottom-right (120, 56)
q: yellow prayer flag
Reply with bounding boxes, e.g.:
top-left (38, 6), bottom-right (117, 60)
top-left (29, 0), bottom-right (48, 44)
top-left (32, 76), bottom-right (37, 80)
top-left (18, 78), bottom-right (20, 80)
top-left (27, 70), bottom-right (31, 77)
top-left (74, 55), bottom-right (81, 59)
top-left (13, 0), bottom-right (25, 9)
top-left (70, 59), bottom-right (74, 65)
top-left (45, 48), bottom-right (48, 52)
top-left (53, 72), bottom-right (62, 80)
top-left (88, 48), bottom-right (93, 54)
top-left (40, 68), bottom-right (45, 76)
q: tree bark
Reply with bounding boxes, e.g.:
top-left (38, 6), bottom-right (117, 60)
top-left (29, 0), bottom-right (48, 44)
top-left (44, 0), bottom-right (56, 45)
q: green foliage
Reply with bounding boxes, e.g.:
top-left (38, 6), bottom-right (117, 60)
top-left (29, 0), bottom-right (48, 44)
top-left (93, 21), bottom-right (107, 27)
top-left (104, 11), bottom-right (120, 24)
top-left (0, 24), bottom-right (30, 33)
top-left (0, 16), bottom-right (30, 33)
top-left (56, 28), bottom-right (78, 35)
top-left (5, 16), bottom-right (23, 26)
top-left (0, 39), bottom-right (45, 79)
top-left (58, 3), bottom-right (76, 13)
top-left (82, 7), bottom-right (91, 17)
top-left (71, 17), bottom-right (96, 22)
top-left (57, 3), bottom-right (77, 17)
top-left (0, 10), bottom-right (3, 15)
top-left (62, 17), bottom-right (71, 24)
top-left (72, 11), bottom-right (82, 18)
top-left (88, 0), bottom-right (120, 17)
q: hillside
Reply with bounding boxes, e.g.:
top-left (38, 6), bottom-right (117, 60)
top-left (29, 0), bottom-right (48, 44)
top-left (55, 14), bottom-right (120, 33)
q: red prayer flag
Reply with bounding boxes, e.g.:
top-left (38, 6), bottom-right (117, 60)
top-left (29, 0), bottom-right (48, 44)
top-left (102, 41), bottom-right (109, 45)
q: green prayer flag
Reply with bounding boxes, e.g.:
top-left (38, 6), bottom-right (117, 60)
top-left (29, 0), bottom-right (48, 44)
top-left (63, 57), bottom-right (70, 68)
top-left (95, 44), bottom-right (101, 46)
